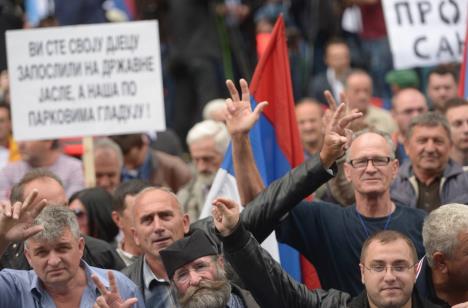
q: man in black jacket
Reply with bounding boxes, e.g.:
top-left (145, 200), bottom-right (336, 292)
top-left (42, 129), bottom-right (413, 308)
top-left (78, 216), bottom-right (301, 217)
top-left (121, 80), bottom-right (361, 306)
top-left (0, 168), bottom-right (125, 271)
top-left (212, 198), bottom-right (441, 308)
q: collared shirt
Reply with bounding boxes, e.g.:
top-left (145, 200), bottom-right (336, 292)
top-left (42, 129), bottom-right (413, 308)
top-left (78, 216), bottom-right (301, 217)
top-left (416, 177), bottom-right (441, 212)
top-left (0, 260), bottom-right (144, 307)
top-left (326, 68), bottom-right (344, 102)
top-left (121, 151), bottom-right (153, 182)
top-left (143, 258), bottom-right (178, 307)
top-left (116, 241), bottom-right (139, 267)
top-left (227, 293), bottom-right (246, 308)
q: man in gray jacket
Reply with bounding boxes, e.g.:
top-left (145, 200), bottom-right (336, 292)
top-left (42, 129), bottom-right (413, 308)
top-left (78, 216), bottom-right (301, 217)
top-left (390, 112), bottom-right (468, 212)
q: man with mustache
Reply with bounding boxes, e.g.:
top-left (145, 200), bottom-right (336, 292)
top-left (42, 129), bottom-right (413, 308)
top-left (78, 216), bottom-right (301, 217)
top-left (160, 229), bottom-right (258, 308)
top-left (177, 120), bottom-right (230, 222)
top-left (390, 112), bottom-right (468, 212)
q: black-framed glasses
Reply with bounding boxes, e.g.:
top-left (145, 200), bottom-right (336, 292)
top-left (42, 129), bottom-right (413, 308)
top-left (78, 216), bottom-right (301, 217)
top-left (348, 156), bottom-right (392, 169)
top-left (363, 263), bottom-right (417, 275)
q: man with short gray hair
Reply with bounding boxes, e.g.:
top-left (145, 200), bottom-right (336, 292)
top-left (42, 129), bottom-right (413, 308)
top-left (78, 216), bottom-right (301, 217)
top-left (391, 112), bottom-right (468, 212)
top-left (178, 120), bottom-right (230, 221)
top-left (0, 193), bottom-right (144, 307)
top-left (94, 138), bottom-right (124, 193)
top-left (416, 203), bottom-right (468, 307)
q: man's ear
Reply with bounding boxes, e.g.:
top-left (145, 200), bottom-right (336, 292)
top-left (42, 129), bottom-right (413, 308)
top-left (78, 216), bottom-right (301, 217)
top-left (217, 255), bottom-right (225, 270)
top-left (111, 211), bottom-right (122, 229)
top-left (433, 252), bottom-right (448, 274)
top-left (24, 245), bottom-right (32, 265)
top-left (359, 263), bottom-right (365, 284)
top-left (343, 162), bottom-right (352, 182)
top-left (183, 214), bottom-right (190, 234)
top-left (78, 237), bottom-right (85, 258)
top-left (131, 227), bottom-right (140, 247)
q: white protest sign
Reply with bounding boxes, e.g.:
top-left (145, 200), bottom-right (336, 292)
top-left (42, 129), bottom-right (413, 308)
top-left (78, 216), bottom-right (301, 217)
top-left (6, 20), bottom-right (165, 141)
top-left (383, 0), bottom-right (467, 69)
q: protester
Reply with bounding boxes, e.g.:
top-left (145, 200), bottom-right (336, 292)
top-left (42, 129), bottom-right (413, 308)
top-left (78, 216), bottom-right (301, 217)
top-left (121, 79), bottom-right (361, 307)
top-left (444, 98), bottom-right (468, 166)
top-left (0, 168), bottom-right (125, 270)
top-left (0, 139), bottom-right (84, 199)
top-left (112, 180), bottom-right (151, 266)
top-left (69, 187), bottom-right (119, 244)
top-left (94, 138), bottom-right (123, 193)
top-left (0, 197), bottom-right (144, 307)
top-left (417, 203), bottom-right (468, 306)
top-left (177, 120), bottom-right (230, 221)
top-left (345, 70), bottom-right (397, 135)
top-left (308, 38), bottom-right (351, 104)
top-left (391, 112), bottom-right (468, 212)
top-left (111, 133), bottom-right (191, 192)
top-left (295, 98), bottom-right (324, 158)
top-left (212, 198), bottom-right (439, 308)
top-left (427, 65), bottom-right (458, 113)
top-left (391, 88), bottom-right (428, 163)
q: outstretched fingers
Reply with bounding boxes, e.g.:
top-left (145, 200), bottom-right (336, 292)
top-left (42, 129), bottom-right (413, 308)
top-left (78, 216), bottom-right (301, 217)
top-left (324, 90), bottom-right (337, 112)
top-left (226, 79), bottom-right (240, 103)
top-left (92, 274), bottom-right (110, 297)
top-left (239, 79), bottom-right (250, 103)
top-left (338, 111), bottom-right (363, 129)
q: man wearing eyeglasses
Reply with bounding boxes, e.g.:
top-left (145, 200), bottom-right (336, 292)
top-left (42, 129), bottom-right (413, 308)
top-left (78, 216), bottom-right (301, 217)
top-left (212, 198), bottom-right (440, 308)
top-left (275, 128), bottom-right (427, 296)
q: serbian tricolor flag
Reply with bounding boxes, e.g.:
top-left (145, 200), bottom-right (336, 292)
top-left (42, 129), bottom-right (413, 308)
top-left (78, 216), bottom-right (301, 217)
top-left (200, 16), bottom-right (319, 285)
top-left (459, 20), bottom-right (468, 97)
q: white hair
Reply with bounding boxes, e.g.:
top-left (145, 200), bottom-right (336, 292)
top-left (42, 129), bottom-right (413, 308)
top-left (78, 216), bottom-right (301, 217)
top-left (203, 99), bottom-right (226, 121)
top-left (186, 120), bottom-right (230, 155)
top-left (422, 203), bottom-right (468, 267)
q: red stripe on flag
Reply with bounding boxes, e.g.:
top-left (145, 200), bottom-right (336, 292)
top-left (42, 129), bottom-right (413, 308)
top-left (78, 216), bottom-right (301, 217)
top-left (249, 16), bottom-right (303, 168)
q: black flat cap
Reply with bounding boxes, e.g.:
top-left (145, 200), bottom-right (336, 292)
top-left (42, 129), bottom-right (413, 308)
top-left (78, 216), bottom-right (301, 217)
top-left (160, 230), bottom-right (218, 279)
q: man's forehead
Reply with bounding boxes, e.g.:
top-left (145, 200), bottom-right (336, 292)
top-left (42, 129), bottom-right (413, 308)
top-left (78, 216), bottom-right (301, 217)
top-left (410, 124), bottom-right (449, 138)
top-left (135, 189), bottom-right (180, 214)
top-left (27, 229), bottom-right (78, 249)
top-left (23, 178), bottom-right (67, 205)
top-left (364, 239), bottom-right (413, 262)
top-left (349, 133), bottom-right (390, 156)
top-left (176, 255), bottom-right (214, 272)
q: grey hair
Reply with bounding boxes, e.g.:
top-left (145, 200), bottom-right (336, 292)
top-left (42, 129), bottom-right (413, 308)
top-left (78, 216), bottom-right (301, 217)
top-left (345, 128), bottom-right (396, 161)
top-left (202, 99), bottom-right (226, 121)
top-left (422, 203), bottom-right (468, 267)
top-left (25, 205), bottom-right (80, 246)
top-left (405, 111), bottom-right (451, 141)
top-left (94, 137), bottom-right (124, 168)
top-left (186, 120), bottom-right (230, 155)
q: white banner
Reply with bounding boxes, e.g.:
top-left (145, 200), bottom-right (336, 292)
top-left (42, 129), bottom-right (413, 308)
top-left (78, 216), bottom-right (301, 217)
top-left (6, 20), bottom-right (165, 141)
top-left (383, 0), bottom-right (467, 69)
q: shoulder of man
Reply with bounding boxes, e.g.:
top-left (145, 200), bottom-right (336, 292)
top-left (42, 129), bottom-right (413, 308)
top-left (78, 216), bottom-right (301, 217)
top-left (83, 235), bottom-right (125, 270)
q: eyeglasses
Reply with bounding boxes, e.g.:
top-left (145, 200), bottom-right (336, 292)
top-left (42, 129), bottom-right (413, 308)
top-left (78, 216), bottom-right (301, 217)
top-left (363, 264), bottom-right (416, 275)
top-left (348, 156), bottom-right (392, 169)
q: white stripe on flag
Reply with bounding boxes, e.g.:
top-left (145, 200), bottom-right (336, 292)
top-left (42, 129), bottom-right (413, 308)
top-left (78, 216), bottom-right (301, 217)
top-left (201, 168), bottom-right (280, 262)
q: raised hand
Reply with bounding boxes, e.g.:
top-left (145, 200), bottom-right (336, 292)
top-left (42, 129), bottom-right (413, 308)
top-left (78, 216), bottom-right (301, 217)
top-left (0, 189), bottom-right (47, 243)
top-left (319, 91), bottom-right (363, 168)
top-left (92, 271), bottom-right (138, 308)
top-left (212, 197), bottom-right (240, 237)
top-left (225, 79), bottom-right (268, 137)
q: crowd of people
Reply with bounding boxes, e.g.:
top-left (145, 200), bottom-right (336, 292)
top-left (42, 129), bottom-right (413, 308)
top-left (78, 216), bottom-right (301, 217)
top-left (0, 0), bottom-right (467, 307)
